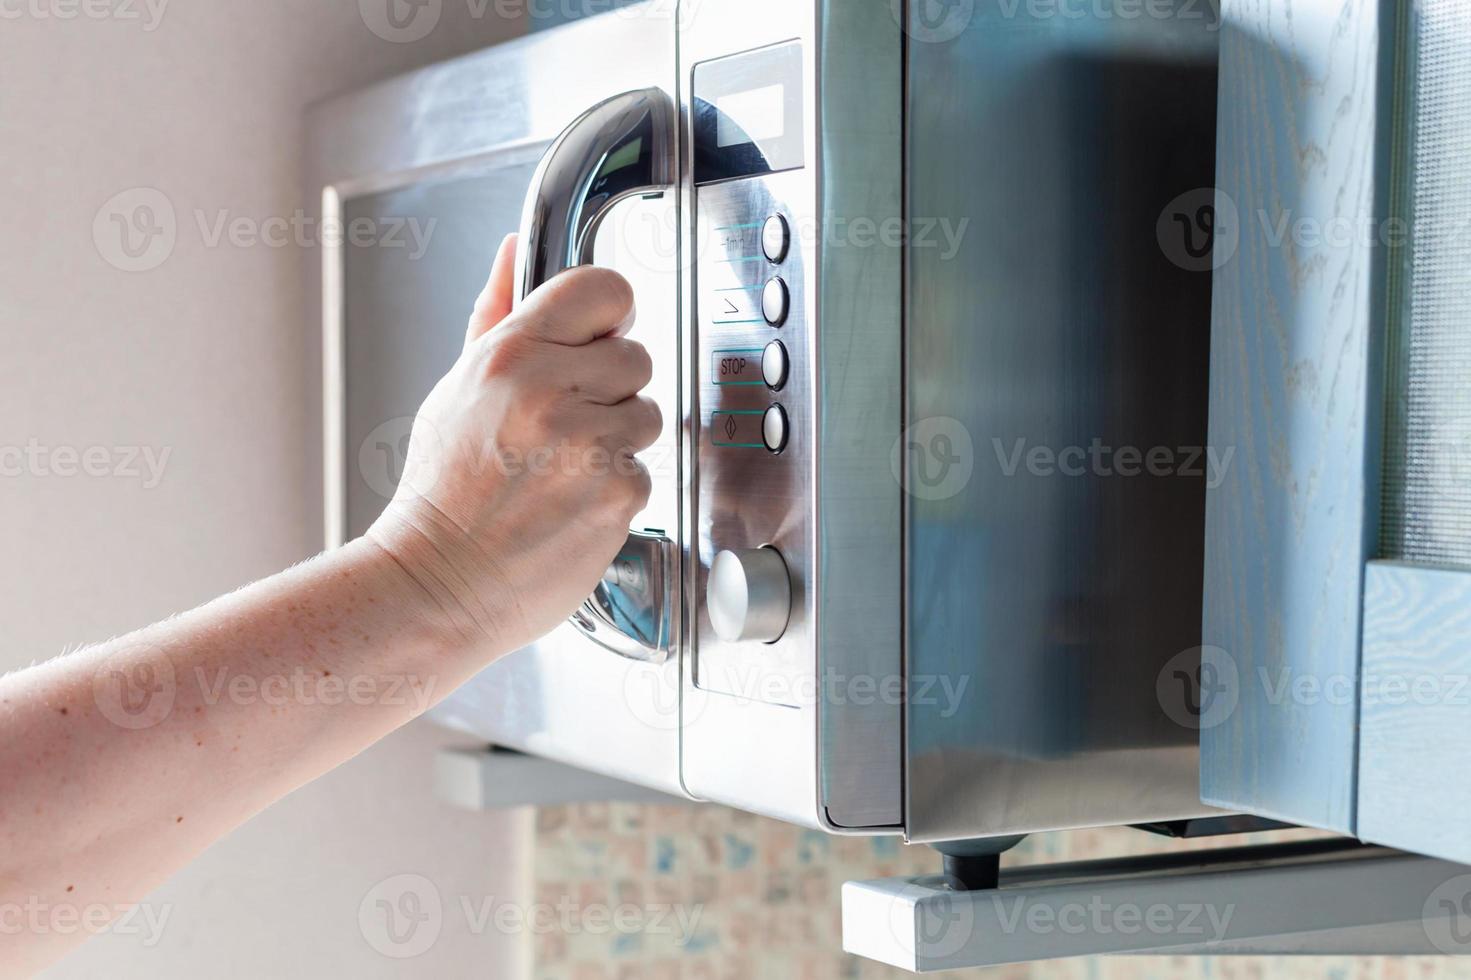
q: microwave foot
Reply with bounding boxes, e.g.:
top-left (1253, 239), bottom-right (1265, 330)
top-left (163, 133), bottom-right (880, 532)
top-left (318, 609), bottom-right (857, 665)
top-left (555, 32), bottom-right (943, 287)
top-left (931, 836), bottom-right (1027, 891)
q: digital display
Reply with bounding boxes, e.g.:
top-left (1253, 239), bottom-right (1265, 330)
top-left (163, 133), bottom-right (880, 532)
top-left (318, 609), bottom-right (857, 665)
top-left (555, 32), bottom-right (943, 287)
top-left (716, 84), bottom-right (786, 147)
top-left (693, 42), bottom-right (804, 185)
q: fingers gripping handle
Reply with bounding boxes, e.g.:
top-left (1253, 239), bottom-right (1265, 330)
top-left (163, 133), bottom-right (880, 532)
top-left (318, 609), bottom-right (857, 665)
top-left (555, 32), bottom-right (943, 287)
top-left (515, 88), bottom-right (676, 663)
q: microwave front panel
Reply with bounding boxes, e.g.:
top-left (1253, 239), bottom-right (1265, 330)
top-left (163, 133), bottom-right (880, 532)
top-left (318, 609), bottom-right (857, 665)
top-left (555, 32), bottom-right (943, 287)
top-left (677, 3), bottom-right (828, 829)
top-left (676, 0), bottom-right (906, 834)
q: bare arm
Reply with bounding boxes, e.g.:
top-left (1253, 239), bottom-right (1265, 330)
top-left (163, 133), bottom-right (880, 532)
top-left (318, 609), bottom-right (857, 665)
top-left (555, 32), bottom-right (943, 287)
top-left (0, 237), bottom-right (660, 974)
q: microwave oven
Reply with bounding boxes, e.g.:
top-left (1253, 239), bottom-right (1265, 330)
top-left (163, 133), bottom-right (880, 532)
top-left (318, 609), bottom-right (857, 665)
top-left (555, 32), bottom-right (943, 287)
top-left (311, 0), bottom-right (1223, 845)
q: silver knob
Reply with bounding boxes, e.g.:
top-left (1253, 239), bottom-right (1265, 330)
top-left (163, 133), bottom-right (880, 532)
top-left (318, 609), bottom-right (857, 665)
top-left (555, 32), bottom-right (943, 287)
top-left (707, 548), bottom-right (792, 644)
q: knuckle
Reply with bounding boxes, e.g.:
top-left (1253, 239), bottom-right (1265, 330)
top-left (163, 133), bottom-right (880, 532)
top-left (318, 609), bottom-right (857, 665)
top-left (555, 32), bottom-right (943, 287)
top-left (621, 340), bottom-right (654, 388)
top-left (480, 333), bottom-right (534, 380)
top-left (561, 266), bottom-right (635, 322)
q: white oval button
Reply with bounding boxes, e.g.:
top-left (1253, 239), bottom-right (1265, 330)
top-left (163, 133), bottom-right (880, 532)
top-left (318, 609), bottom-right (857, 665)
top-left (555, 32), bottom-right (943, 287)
top-left (762, 277), bottom-right (789, 326)
top-left (762, 404), bottom-right (789, 454)
top-left (762, 214), bottom-right (790, 263)
top-left (762, 341), bottom-right (789, 390)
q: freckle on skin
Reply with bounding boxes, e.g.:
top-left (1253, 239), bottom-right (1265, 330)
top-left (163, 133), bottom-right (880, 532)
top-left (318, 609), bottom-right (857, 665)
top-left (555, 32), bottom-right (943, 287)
top-left (176, 816), bottom-right (184, 824)
top-left (58, 707), bottom-right (68, 716)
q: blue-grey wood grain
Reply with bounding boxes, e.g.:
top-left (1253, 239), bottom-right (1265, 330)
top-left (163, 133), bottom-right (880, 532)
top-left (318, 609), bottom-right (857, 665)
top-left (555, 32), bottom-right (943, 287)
top-left (1201, 0), bottom-right (1390, 832)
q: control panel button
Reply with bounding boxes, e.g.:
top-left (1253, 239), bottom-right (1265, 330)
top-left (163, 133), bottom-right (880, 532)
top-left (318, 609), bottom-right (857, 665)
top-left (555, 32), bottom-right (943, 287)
top-left (713, 348), bottom-right (766, 386)
top-left (709, 287), bottom-right (763, 326)
top-left (762, 404), bottom-right (789, 454)
top-left (762, 214), bottom-right (790, 263)
top-left (711, 410), bottom-right (767, 449)
top-left (707, 548), bottom-right (792, 644)
top-left (762, 341), bottom-right (789, 390)
top-left (762, 277), bottom-right (789, 326)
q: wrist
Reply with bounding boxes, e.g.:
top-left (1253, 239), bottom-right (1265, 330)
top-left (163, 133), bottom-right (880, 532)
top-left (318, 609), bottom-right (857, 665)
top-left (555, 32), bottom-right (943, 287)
top-left (363, 502), bottom-right (522, 658)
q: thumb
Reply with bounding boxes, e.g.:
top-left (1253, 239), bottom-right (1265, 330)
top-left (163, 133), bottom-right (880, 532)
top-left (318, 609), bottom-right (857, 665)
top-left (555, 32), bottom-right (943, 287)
top-left (465, 234), bottom-right (518, 348)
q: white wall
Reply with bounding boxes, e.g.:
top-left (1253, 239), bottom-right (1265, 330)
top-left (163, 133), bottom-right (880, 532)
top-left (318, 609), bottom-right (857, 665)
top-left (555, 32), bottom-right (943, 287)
top-left (0, 2), bottom-right (534, 975)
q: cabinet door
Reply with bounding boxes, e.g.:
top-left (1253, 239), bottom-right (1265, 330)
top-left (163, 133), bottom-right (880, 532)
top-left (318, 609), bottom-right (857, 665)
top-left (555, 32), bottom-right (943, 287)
top-left (1203, 0), bottom-right (1471, 862)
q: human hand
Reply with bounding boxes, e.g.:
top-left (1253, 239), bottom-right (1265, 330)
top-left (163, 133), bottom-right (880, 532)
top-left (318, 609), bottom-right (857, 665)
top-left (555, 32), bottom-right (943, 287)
top-left (367, 235), bottom-right (660, 655)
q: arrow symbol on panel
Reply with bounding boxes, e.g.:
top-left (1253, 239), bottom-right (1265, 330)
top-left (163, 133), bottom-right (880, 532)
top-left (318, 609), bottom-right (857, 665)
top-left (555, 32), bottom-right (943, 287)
top-left (721, 298), bottom-right (740, 315)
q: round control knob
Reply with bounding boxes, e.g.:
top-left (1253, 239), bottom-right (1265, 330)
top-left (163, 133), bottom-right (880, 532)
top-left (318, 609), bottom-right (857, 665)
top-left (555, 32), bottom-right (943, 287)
top-left (707, 548), bottom-right (792, 644)
top-left (762, 277), bottom-right (789, 326)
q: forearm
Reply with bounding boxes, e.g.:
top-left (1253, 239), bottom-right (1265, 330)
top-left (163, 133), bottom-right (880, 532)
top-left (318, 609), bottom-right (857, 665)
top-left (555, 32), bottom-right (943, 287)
top-left (0, 537), bottom-right (487, 972)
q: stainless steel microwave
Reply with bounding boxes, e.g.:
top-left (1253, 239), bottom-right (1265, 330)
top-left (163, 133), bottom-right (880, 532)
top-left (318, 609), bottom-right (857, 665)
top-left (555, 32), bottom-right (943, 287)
top-left (310, 0), bottom-right (1224, 845)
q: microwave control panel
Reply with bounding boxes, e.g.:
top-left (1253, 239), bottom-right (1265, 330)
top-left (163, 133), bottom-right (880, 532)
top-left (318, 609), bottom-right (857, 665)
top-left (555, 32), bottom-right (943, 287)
top-left (691, 41), bottom-right (812, 708)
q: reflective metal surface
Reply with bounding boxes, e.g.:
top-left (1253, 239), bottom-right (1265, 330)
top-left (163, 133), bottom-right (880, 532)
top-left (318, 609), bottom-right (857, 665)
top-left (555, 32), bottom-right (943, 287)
top-left (316, 0), bottom-right (1228, 842)
top-left (903, 1), bottom-right (1223, 842)
top-left (310, 9), bottom-right (689, 797)
top-left (513, 83), bottom-right (680, 662)
top-left (571, 529), bottom-right (674, 663)
top-left (513, 87), bottom-right (675, 301)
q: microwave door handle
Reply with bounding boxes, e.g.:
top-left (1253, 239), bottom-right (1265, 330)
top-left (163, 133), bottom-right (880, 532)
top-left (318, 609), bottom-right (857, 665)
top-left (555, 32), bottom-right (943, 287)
top-left (513, 87), bottom-right (675, 305)
top-left (513, 87), bottom-right (676, 665)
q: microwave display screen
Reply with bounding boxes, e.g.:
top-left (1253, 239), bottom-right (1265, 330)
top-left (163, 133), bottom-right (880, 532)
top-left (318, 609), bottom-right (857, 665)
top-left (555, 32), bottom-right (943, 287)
top-left (716, 84), bottom-right (786, 147)
top-left (694, 41), bottom-right (804, 184)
